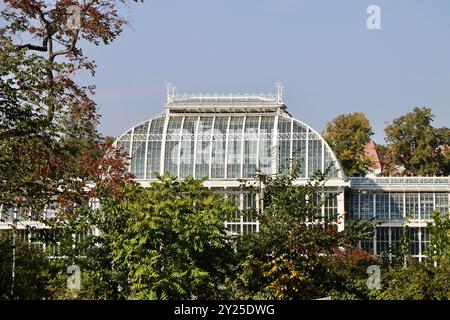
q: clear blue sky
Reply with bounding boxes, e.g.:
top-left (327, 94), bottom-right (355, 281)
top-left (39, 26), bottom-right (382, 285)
top-left (81, 0), bottom-right (450, 143)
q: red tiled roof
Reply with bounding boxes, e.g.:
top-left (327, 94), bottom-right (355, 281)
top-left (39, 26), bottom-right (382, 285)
top-left (364, 140), bottom-right (382, 170)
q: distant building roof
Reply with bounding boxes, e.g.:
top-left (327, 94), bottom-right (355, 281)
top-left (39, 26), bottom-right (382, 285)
top-left (364, 140), bottom-right (382, 172)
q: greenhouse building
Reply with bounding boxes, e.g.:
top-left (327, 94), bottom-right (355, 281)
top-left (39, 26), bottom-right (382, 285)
top-left (113, 84), bottom-right (450, 261)
top-left (1, 84), bottom-right (449, 261)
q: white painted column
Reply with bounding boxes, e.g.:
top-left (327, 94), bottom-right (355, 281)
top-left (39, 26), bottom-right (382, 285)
top-left (388, 226), bottom-right (392, 262)
top-left (256, 116), bottom-right (262, 175)
top-left (418, 227), bottom-right (422, 262)
top-left (337, 189), bottom-right (345, 232)
top-left (289, 118), bottom-right (294, 170)
top-left (128, 127), bottom-right (134, 173)
top-left (403, 192), bottom-right (406, 219)
top-left (240, 117), bottom-right (246, 179)
top-left (418, 192), bottom-right (421, 221)
top-left (305, 128), bottom-right (309, 178)
top-left (208, 117), bottom-right (216, 179)
top-left (272, 115), bottom-right (279, 176)
top-left (143, 120), bottom-right (151, 180)
top-left (433, 192), bottom-right (436, 215)
top-left (321, 139), bottom-right (325, 172)
top-left (224, 117), bottom-right (231, 179)
top-left (388, 192), bottom-right (391, 220)
top-left (176, 116), bottom-right (186, 178)
top-left (159, 115), bottom-right (170, 175)
top-left (240, 193), bottom-right (244, 235)
top-left (192, 116), bottom-right (200, 178)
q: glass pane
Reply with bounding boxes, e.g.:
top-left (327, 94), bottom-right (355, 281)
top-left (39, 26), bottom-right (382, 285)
top-left (324, 148), bottom-right (339, 178)
top-left (259, 116), bottom-right (274, 175)
top-left (375, 193), bottom-right (389, 220)
top-left (405, 193), bottom-right (419, 220)
top-left (376, 227), bottom-right (390, 255)
top-left (277, 117), bottom-right (292, 172)
top-left (409, 227), bottom-right (420, 256)
top-left (420, 193), bottom-right (433, 220)
top-left (292, 120), bottom-right (307, 177)
top-left (243, 116), bottom-right (259, 178)
top-left (390, 227), bottom-right (403, 255)
top-left (163, 117), bottom-right (183, 176)
top-left (195, 117), bottom-right (214, 179)
top-left (347, 191), bottom-right (360, 220)
top-left (211, 117), bottom-right (228, 179)
top-left (146, 117), bottom-right (165, 178)
top-left (308, 130), bottom-right (322, 177)
top-left (360, 193), bottom-right (373, 220)
top-left (435, 193), bottom-right (449, 216)
top-left (130, 122), bottom-right (149, 179)
top-left (227, 117), bottom-right (244, 179)
top-left (361, 238), bottom-right (374, 254)
top-left (243, 193), bottom-right (256, 222)
top-left (324, 193), bottom-right (338, 220)
top-left (390, 193), bottom-right (404, 220)
top-left (179, 117), bottom-right (196, 178)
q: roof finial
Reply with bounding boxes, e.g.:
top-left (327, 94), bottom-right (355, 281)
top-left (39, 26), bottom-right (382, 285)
top-left (166, 83), bottom-right (176, 103)
top-left (275, 81), bottom-right (284, 104)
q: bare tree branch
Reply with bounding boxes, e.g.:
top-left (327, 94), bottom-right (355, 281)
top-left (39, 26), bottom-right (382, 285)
top-left (17, 43), bottom-right (47, 51)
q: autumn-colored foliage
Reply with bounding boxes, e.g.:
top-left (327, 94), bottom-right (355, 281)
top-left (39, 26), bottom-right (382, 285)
top-left (1, 0), bottom-right (140, 217)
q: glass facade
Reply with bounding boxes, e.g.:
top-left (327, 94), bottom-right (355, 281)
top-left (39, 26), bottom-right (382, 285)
top-left (116, 114), bottom-right (343, 181)
top-left (355, 226), bottom-right (432, 261)
top-left (112, 97), bottom-right (347, 237)
top-left (346, 190), bottom-right (450, 261)
top-left (346, 191), bottom-right (450, 222)
top-left (113, 95), bottom-right (449, 250)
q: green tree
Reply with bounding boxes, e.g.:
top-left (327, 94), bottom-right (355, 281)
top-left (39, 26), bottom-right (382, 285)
top-left (326, 247), bottom-right (378, 300)
top-left (372, 209), bottom-right (450, 300)
top-left (101, 174), bottom-right (237, 300)
top-left (384, 107), bottom-right (450, 176)
top-left (0, 230), bottom-right (51, 299)
top-left (374, 261), bottom-right (450, 300)
top-left (426, 209), bottom-right (450, 267)
top-left (1, 0), bottom-right (141, 299)
top-left (232, 165), bottom-right (375, 299)
top-left (323, 113), bottom-right (373, 177)
top-left (41, 215), bottom-right (131, 300)
top-left (0, 0), bottom-right (139, 216)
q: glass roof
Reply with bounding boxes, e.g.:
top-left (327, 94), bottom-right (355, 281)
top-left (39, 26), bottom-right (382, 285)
top-left (115, 113), bottom-right (344, 181)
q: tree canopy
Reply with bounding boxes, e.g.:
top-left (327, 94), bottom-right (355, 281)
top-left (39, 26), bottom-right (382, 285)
top-left (98, 174), bottom-right (237, 300)
top-left (0, 0), bottom-right (137, 218)
top-left (0, 0), bottom-right (140, 299)
top-left (323, 112), bottom-right (373, 177)
top-left (383, 107), bottom-right (450, 176)
top-left (231, 166), bottom-right (376, 299)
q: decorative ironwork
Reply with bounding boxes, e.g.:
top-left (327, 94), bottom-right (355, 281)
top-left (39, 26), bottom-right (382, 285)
top-left (350, 177), bottom-right (450, 185)
top-left (165, 83), bottom-right (285, 105)
top-left (131, 134), bottom-right (148, 141)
